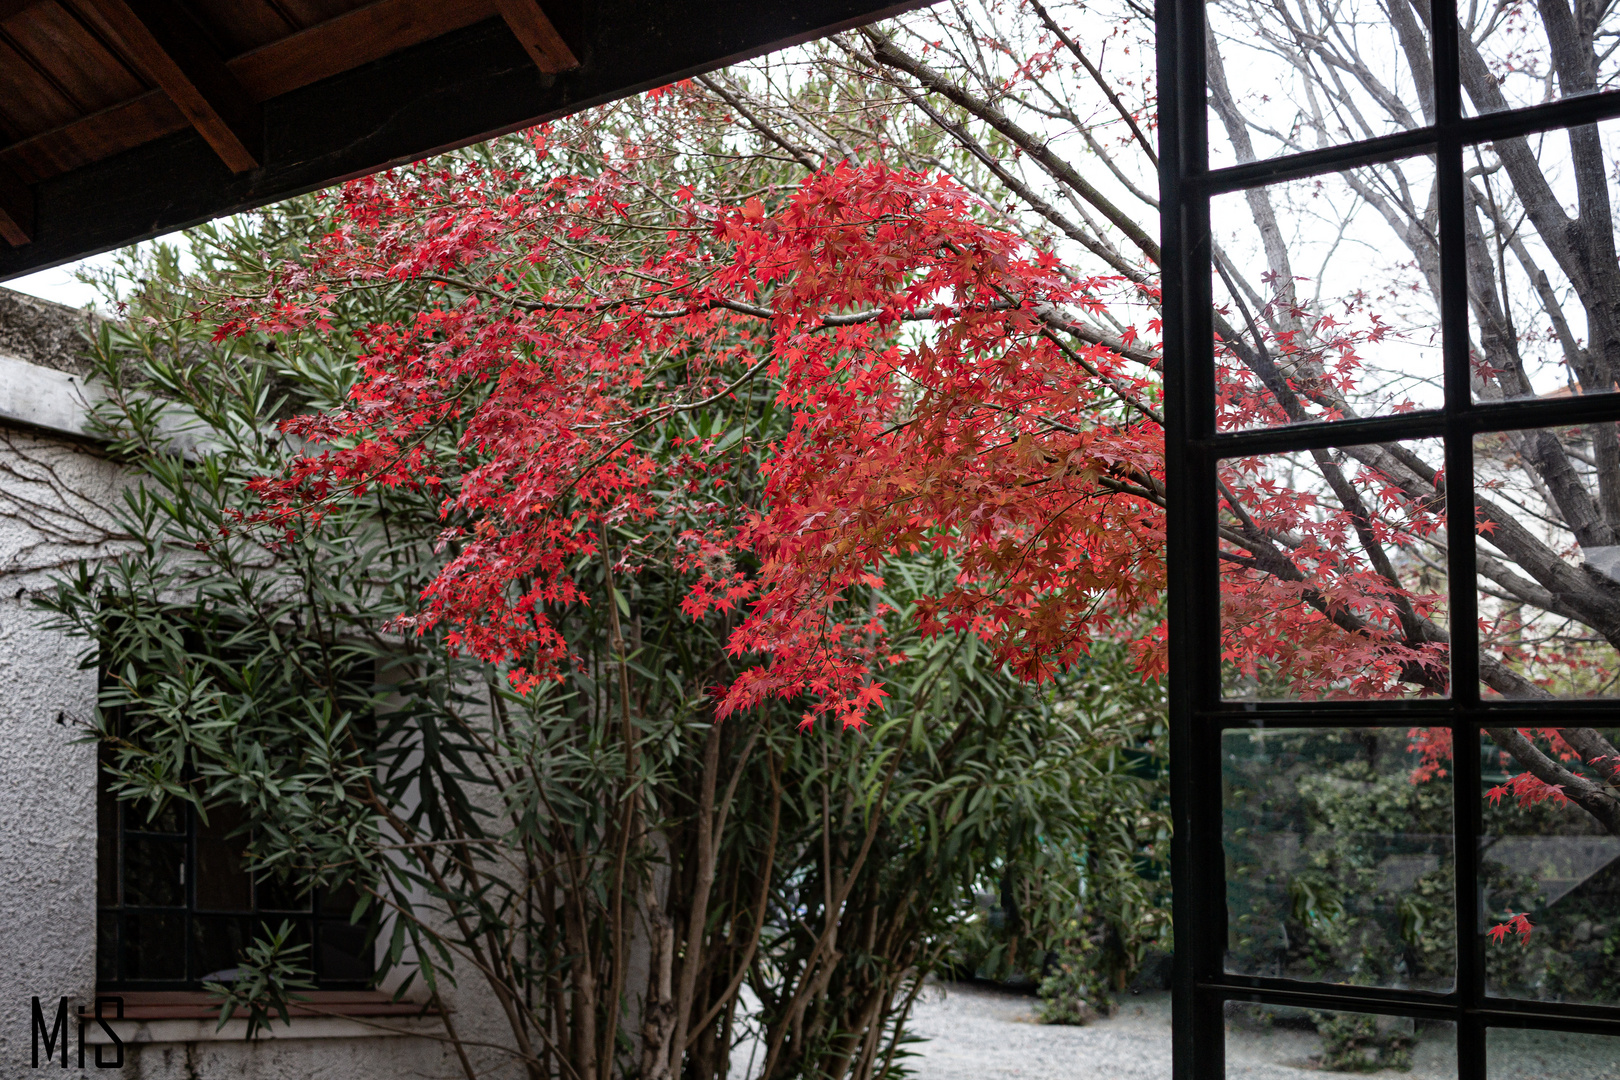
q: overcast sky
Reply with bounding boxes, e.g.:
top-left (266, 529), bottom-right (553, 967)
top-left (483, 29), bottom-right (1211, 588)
top-left (5, 252), bottom-right (121, 310)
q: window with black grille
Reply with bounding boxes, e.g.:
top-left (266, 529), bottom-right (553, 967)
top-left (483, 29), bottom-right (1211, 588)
top-left (96, 747), bottom-right (373, 991)
top-left (1159, 0), bottom-right (1620, 1074)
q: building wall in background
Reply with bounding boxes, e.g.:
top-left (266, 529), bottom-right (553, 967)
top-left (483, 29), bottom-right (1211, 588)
top-left (0, 288), bottom-right (475, 1080)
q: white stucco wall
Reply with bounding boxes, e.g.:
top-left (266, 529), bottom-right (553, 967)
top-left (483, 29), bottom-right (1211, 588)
top-left (0, 300), bottom-right (485, 1078)
top-left (0, 424), bottom-right (126, 1078)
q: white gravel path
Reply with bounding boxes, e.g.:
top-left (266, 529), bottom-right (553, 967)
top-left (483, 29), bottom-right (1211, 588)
top-left (903, 982), bottom-right (1174, 1080)
top-left (733, 980), bottom-right (1618, 1079)
top-left (904, 982), bottom-right (1620, 1080)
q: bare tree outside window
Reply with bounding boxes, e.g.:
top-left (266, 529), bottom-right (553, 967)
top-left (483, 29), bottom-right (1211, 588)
top-left (667, 0), bottom-right (1620, 1042)
top-left (684, 0), bottom-right (1620, 838)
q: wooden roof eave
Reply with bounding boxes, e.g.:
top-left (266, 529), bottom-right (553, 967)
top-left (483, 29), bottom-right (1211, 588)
top-left (0, 0), bottom-right (927, 278)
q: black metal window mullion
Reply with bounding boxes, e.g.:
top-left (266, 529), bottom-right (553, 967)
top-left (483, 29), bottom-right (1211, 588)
top-left (1433, 0), bottom-right (1485, 1068)
top-left (185, 800), bottom-right (196, 993)
top-left (1164, 0), bottom-right (1620, 1071)
top-left (1157, 0), bottom-right (1220, 1071)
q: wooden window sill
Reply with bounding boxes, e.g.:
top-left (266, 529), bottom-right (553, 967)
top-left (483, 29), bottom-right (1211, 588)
top-left (98, 990), bottom-right (433, 1020)
top-left (83, 992), bottom-right (441, 1044)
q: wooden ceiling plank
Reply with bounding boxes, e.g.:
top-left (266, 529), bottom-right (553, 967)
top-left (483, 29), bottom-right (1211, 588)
top-left (0, 89), bottom-right (184, 185)
top-left (1, 0), bottom-right (497, 185)
top-left (0, 34), bottom-right (82, 134)
top-left (200, 0), bottom-right (301, 57)
top-left (79, 0), bottom-right (261, 172)
top-left (229, 0), bottom-right (497, 101)
top-left (492, 0), bottom-right (578, 74)
top-left (0, 163), bottom-right (32, 245)
top-left (0, 0), bottom-right (47, 23)
top-left (14, 2), bottom-right (148, 115)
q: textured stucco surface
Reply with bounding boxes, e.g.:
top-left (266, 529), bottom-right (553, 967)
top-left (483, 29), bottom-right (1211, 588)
top-left (0, 353), bottom-right (479, 1078)
top-left (0, 289), bottom-right (97, 378)
top-left (0, 425), bottom-right (123, 1079)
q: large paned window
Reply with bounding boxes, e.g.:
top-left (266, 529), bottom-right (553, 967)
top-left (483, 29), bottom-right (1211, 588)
top-left (1159, 0), bottom-right (1620, 1074)
top-left (96, 746), bottom-right (374, 990)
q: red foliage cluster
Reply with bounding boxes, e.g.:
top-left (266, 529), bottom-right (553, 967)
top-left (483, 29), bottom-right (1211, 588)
top-left (211, 127), bottom-right (1483, 727)
top-left (222, 139), bottom-right (1164, 726)
top-left (1487, 912), bottom-right (1534, 946)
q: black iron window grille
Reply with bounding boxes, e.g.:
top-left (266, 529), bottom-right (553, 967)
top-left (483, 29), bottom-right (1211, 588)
top-left (1159, 0), bottom-right (1620, 1075)
top-left (95, 745), bottom-right (375, 991)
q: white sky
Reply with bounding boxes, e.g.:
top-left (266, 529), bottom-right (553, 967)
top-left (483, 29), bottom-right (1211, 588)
top-left (4, 250), bottom-right (127, 310)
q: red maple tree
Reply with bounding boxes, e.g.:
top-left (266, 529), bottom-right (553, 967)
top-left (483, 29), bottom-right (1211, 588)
top-left (221, 131), bottom-right (1168, 730)
top-left (213, 116), bottom-right (1618, 876)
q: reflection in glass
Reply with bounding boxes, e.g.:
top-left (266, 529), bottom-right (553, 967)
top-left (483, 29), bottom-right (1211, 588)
top-left (1219, 440), bottom-right (1448, 700)
top-left (1487, 1027), bottom-right (1620, 1079)
top-left (1223, 729), bottom-right (1455, 990)
top-left (124, 796), bottom-right (183, 835)
top-left (123, 911), bottom-right (185, 981)
top-left (194, 805), bottom-right (251, 911)
top-left (255, 871), bottom-right (310, 912)
top-left (192, 915), bottom-right (252, 982)
top-left (96, 748), bottom-right (118, 907)
top-left (1205, 0), bottom-right (1432, 166)
top-left (123, 835), bottom-right (184, 907)
top-left (1474, 426), bottom-right (1620, 697)
top-left (1225, 1002), bottom-right (1455, 1077)
top-left (96, 913), bottom-right (116, 984)
top-left (1212, 157), bottom-right (1443, 431)
top-left (318, 919), bottom-right (374, 984)
top-left (1479, 728), bottom-right (1620, 1006)
top-left (1467, 122), bottom-right (1620, 403)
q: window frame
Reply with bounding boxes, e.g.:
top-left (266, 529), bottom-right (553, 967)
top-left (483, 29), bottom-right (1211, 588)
top-left (1157, 0), bottom-right (1620, 1075)
top-left (94, 658), bottom-right (378, 995)
top-left (96, 765), bottom-right (376, 993)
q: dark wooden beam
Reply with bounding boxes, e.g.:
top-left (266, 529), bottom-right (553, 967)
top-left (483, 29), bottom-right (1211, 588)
top-left (493, 0), bottom-right (580, 74)
top-left (231, 0), bottom-right (499, 99)
top-left (79, 0), bottom-right (262, 173)
top-left (2, 0), bottom-right (499, 187)
top-left (0, 0), bottom-right (931, 279)
top-left (0, 165), bottom-right (32, 246)
top-left (0, 0), bottom-right (45, 20)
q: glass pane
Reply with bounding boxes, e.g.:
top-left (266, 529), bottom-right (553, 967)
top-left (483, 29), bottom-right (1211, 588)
top-left (122, 911), bottom-right (186, 981)
top-left (1213, 157), bottom-right (1443, 431)
top-left (1474, 425), bottom-right (1620, 697)
top-left (1479, 727), bottom-right (1620, 1005)
top-left (123, 835), bottom-right (184, 907)
top-left (96, 911), bottom-right (118, 983)
top-left (1226, 1002), bottom-right (1456, 1076)
top-left (255, 870), bottom-right (312, 912)
top-left (1466, 3), bottom-right (1620, 115)
top-left (1487, 1027), bottom-right (1620, 1078)
top-left (1223, 728), bottom-right (1455, 990)
top-left (1220, 440), bottom-right (1449, 700)
top-left (195, 805), bottom-right (251, 911)
top-left (96, 761), bottom-right (118, 907)
top-left (123, 796), bottom-right (182, 835)
top-left (1467, 122), bottom-right (1620, 403)
top-left (317, 918), bottom-right (373, 984)
top-left (319, 878), bottom-right (362, 916)
top-left (1205, 0), bottom-right (1433, 166)
top-left (192, 915), bottom-right (251, 983)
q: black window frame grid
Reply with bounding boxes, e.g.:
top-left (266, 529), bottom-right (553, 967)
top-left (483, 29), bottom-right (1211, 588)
top-left (94, 657), bottom-right (378, 993)
top-left (96, 766), bottom-right (375, 993)
top-left (1157, 0), bottom-right (1620, 1075)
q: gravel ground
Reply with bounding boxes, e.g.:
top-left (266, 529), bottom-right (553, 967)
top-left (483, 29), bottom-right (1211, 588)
top-left (903, 982), bottom-right (1173, 1080)
top-left (902, 982), bottom-right (1619, 1080)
